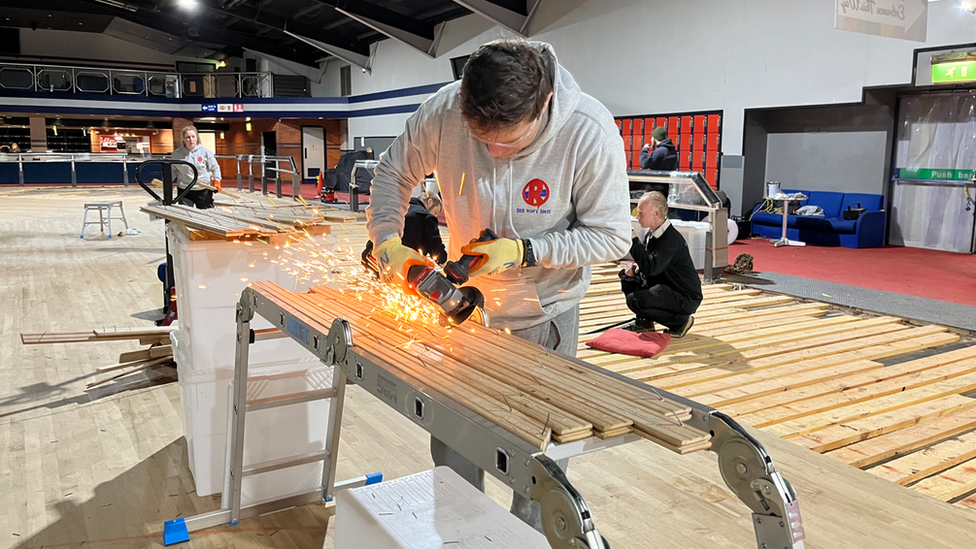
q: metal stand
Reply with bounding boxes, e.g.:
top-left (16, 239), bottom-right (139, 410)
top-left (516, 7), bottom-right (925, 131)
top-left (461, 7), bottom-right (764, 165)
top-left (161, 301), bottom-right (380, 545)
top-left (770, 197), bottom-right (805, 247)
top-left (219, 286), bottom-right (806, 549)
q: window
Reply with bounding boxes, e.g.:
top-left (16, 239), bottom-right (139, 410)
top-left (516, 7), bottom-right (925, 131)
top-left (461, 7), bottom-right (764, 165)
top-left (341, 65), bottom-right (351, 97)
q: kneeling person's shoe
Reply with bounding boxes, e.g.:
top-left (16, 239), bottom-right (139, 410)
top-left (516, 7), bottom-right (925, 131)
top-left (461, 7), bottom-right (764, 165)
top-left (623, 317), bottom-right (656, 333)
top-left (665, 315), bottom-right (695, 338)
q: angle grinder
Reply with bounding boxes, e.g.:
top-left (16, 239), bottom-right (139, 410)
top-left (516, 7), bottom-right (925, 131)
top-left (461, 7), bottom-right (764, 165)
top-left (362, 232), bottom-right (496, 326)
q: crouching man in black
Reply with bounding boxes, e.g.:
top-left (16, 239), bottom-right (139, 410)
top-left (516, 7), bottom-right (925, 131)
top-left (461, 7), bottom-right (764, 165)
top-left (620, 191), bottom-right (702, 337)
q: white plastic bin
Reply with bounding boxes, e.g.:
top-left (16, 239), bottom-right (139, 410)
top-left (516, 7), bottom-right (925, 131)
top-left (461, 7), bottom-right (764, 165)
top-left (670, 220), bottom-right (709, 270)
top-left (223, 363), bottom-right (335, 507)
top-left (171, 330), bottom-right (330, 497)
top-left (334, 467), bottom-right (550, 549)
top-left (166, 224), bottom-right (331, 496)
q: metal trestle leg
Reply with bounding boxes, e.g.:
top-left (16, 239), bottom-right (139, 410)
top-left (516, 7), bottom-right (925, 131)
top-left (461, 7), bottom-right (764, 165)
top-left (162, 302), bottom-right (379, 546)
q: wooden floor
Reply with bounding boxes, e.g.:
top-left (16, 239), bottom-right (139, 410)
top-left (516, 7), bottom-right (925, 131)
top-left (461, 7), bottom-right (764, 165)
top-left (3, 187), bottom-right (976, 548)
top-left (577, 266), bottom-right (976, 511)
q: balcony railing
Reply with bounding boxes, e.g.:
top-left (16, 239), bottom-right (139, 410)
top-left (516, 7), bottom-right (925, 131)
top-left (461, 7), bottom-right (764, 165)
top-left (0, 63), bottom-right (275, 98)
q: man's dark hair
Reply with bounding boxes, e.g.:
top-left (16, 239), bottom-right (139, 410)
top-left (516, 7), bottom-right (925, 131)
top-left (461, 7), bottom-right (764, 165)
top-left (460, 39), bottom-right (553, 135)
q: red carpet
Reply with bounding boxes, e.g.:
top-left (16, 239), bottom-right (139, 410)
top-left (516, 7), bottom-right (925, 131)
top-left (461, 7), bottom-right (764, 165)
top-left (729, 239), bottom-right (976, 307)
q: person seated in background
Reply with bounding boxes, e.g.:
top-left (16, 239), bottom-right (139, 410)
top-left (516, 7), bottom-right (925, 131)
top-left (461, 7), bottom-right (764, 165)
top-left (363, 189), bottom-right (448, 267)
top-left (0, 145), bottom-right (9, 154)
top-left (639, 126), bottom-right (677, 171)
top-left (619, 191), bottom-right (702, 337)
top-left (9, 143), bottom-right (21, 154)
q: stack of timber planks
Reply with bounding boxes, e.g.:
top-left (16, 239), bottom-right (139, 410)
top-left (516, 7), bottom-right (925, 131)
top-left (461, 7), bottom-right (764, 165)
top-left (577, 264), bottom-right (976, 510)
top-left (21, 327), bottom-right (175, 388)
top-left (141, 201), bottom-right (334, 243)
top-left (251, 280), bottom-right (712, 454)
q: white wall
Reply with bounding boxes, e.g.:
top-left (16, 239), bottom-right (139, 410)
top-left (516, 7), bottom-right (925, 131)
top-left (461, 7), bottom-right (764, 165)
top-left (17, 28), bottom-right (178, 67)
top-left (334, 0), bottom-right (975, 153)
top-left (765, 131), bottom-right (889, 194)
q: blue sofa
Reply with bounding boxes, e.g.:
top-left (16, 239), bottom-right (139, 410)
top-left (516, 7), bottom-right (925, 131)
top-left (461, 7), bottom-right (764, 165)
top-left (750, 189), bottom-right (886, 248)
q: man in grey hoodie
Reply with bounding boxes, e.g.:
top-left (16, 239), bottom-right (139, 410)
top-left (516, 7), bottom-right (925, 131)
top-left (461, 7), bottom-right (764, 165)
top-left (366, 38), bottom-right (631, 530)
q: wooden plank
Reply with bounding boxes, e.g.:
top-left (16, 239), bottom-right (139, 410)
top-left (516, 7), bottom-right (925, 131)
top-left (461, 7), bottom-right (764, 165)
top-left (636, 324), bottom-right (919, 386)
top-left (866, 431), bottom-right (976, 485)
top-left (593, 316), bottom-right (902, 370)
top-left (733, 357), bottom-right (976, 426)
top-left (720, 346), bottom-right (976, 418)
top-left (912, 457), bottom-right (976, 501)
top-left (790, 395), bottom-right (976, 453)
top-left (696, 359), bottom-right (884, 407)
top-left (826, 408), bottom-right (976, 468)
top-left (764, 371), bottom-right (976, 439)
top-left (651, 327), bottom-right (953, 389)
top-left (21, 327), bottom-right (175, 344)
top-left (118, 345), bottom-right (173, 364)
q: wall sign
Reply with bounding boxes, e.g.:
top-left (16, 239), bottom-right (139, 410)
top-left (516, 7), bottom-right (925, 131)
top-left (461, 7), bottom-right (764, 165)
top-left (835, 0), bottom-right (927, 42)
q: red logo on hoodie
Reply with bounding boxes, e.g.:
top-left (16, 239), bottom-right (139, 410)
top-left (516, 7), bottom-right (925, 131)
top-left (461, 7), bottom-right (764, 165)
top-left (522, 179), bottom-right (550, 207)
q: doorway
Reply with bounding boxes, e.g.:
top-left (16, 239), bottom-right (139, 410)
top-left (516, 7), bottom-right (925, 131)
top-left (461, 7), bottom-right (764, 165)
top-left (302, 126), bottom-right (325, 185)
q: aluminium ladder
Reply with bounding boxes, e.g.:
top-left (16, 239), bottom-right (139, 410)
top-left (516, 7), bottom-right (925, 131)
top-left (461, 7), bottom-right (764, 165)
top-left (162, 303), bottom-right (379, 545)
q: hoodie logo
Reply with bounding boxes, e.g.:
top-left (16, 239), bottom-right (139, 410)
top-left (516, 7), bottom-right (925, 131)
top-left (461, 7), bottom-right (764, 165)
top-left (522, 179), bottom-right (550, 207)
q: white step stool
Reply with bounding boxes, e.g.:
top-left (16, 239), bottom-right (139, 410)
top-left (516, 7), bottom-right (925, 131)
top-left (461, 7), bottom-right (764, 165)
top-left (81, 201), bottom-right (128, 239)
top-left (334, 467), bottom-right (551, 549)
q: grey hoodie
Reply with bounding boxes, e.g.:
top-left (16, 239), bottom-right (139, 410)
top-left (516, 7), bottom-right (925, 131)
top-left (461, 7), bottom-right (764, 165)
top-left (171, 144), bottom-right (221, 188)
top-left (367, 42), bottom-right (631, 331)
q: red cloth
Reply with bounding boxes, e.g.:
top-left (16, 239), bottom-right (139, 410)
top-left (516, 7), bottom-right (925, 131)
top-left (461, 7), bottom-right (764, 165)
top-left (586, 329), bottom-right (671, 358)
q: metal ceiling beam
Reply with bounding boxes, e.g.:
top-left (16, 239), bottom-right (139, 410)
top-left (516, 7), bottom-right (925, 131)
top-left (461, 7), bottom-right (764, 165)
top-left (215, 2), bottom-right (371, 57)
top-left (335, 0), bottom-right (443, 58)
top-left (451, 0), bottom-right (541, 36)
top-left (284, 30), bottom-right (371, 71)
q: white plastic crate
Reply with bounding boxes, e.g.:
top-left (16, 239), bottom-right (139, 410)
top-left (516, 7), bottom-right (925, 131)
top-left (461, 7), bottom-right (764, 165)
top-left (166, 226), bottom-right (335, 496)
top-left (334, 467), bottom-right (550, 549)
top-left (633, 220), bottom-right (708, 270)
top-left (670, 220), bottom-right (709, 270)
top-left (171, 330), bottom-right (329, 497)
top-left (223, 363), bottom-right (335, 507)
top-left (166, 224), bottom-right (318, 377)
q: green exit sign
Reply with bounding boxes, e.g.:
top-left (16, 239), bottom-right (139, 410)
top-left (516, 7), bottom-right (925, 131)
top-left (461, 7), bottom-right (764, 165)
top-left (932, 61), bottom-right (976, 83)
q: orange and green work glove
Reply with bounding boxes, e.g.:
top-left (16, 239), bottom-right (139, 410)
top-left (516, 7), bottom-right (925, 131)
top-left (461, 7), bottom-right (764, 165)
top-left (460, 237), bottom-right (524, 277)
top-left (374, 237), bottom-right (434, 285)
top-left (213, 179), bottom-right (222, 192)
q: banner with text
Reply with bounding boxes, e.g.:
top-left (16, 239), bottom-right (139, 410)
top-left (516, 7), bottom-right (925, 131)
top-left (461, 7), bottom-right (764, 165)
top-left (835, 0), bottom-right (927, 42)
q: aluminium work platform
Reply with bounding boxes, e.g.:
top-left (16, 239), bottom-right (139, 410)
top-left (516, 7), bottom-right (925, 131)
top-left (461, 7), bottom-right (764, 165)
top-left (168, 280), bottom-right (806, 548)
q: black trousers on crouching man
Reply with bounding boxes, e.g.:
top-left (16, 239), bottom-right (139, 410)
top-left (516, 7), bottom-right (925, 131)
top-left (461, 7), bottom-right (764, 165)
top-left (619, 274), bottom-right (699, 332)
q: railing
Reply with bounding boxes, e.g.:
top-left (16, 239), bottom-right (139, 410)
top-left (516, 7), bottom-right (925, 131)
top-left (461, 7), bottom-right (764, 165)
top-left (0, 62), bottom-right (275, 98)
top-left (0, 151), bottom-right (153, 186)
top-left (0, 152), bottom-right (300, 196)
top-left (215, 155), bottom-right (300, 198)
top-left (181, 73), bottom-right (273, 99)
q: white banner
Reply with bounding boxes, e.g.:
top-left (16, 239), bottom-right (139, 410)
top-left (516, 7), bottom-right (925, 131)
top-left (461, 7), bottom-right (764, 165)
top-left (835, 0), bottom-right (927, 42)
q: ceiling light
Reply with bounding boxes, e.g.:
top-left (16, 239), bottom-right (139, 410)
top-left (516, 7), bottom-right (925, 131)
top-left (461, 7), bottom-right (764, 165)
top-left (964, 0), bottom-right (976, 13)
top-left (177, 0), bottom-right (198, 11)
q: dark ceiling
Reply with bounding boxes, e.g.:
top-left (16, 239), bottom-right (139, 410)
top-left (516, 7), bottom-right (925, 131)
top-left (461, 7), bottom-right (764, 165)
top-left (0, 0), bottom-right (482, 68)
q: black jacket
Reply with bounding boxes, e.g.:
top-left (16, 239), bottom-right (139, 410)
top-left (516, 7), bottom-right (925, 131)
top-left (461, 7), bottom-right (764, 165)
top-left (640, 138), bottom-right (678, 171)
top-left (402, 197), bottom-right (447, 265)
top-left (629, 223), bottom-right (702, 303)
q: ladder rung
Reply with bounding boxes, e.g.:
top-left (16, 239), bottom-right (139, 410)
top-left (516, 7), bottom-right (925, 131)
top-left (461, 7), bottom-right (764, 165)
top-left (242, 449), bottom-right (331, 477)
top-left (253, 328), bottom-right (286, 341)
top-left (246, 388), bottom-right (337, 412)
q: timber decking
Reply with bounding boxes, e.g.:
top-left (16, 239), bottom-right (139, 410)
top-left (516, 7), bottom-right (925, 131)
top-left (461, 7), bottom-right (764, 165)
top-left (578, 264), bottom-right (976, 509)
